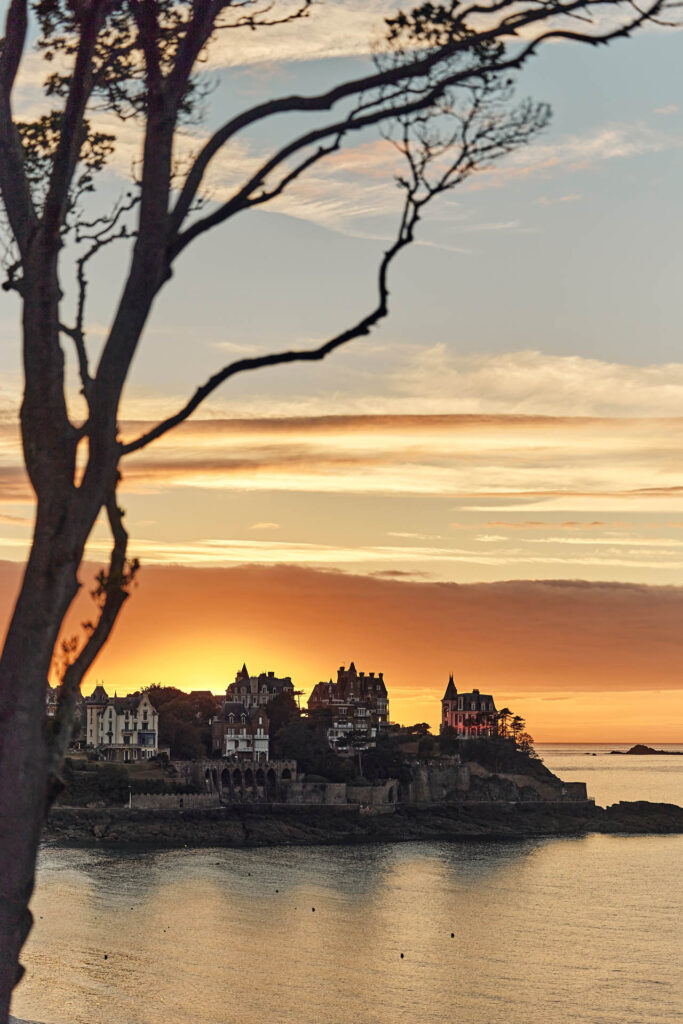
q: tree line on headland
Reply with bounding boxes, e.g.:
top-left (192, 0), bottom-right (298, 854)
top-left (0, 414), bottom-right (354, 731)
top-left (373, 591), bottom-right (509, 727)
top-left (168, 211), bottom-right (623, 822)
top-left (60, 682), bottom-right (539, 797)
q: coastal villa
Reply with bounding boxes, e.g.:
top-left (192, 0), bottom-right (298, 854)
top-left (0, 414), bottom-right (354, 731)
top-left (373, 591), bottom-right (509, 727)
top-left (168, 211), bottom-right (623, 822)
top-left (85, 685), bottom-right (159, 762)
top-left (440, 676), bottom-right (498, 738)
top-left (226, 664), bottom-right (295, 709)
top-left (308, 662), bottom-right (389, 750)
top-left (211, 701), bottom-right (270, 760)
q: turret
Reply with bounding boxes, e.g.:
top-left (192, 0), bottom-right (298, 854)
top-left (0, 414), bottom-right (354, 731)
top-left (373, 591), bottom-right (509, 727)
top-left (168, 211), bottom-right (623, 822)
top-left (442, 674), bottom-right (457, 702)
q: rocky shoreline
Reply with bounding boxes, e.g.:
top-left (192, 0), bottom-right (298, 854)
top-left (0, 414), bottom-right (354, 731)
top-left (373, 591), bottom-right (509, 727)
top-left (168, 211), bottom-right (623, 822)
top-left (43, 799), bottom-right (683, 849)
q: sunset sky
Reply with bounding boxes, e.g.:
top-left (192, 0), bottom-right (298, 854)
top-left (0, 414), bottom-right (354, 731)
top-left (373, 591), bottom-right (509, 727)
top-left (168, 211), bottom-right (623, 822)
top-left (1, 3), bottom-right (683, 739)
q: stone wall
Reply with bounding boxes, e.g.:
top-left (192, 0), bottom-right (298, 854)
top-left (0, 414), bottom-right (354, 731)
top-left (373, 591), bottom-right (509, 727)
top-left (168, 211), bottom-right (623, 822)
top-left (494, 771), bottom-right (587, 802)
top-left (171, 758), bottom-right (297, 801)
top-left (405, 762), bottom-right (588, 804)
top-left (283, 782), bottom-right (348, 806)
top-left (347, 779), bottom-right (400, 807)
top-left (408, 764), bottom-right (470, 803)
top-left (131, 792), bottom-right (221, 810)
top-left (165, 757), bottom-right (587, 808)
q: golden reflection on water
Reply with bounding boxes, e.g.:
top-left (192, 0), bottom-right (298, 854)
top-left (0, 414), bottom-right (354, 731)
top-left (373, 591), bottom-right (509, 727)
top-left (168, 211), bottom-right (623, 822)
top-left (13, 835), bottom-right (683, 1024)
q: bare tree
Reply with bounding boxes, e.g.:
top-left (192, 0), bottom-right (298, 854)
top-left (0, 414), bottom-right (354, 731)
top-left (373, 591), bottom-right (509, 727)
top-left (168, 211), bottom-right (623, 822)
top-left (0, 0), bottom-right (670, 1015)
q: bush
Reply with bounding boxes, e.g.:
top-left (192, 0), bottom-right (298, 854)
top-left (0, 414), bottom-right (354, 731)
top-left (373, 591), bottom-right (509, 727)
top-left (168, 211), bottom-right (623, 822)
top-left (458, 737), bottom-right (552, 778)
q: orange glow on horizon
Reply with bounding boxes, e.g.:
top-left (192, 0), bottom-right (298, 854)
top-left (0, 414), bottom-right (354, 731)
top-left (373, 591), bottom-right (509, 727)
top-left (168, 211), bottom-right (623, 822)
top-left (0, 561), bottom-right (676, 743)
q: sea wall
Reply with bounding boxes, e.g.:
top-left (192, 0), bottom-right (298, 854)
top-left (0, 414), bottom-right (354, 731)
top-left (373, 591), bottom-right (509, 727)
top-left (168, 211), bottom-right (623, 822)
top-left (283, 782), bottom-right (348, 805)
top-left (347, 779), bottom-right (400, 808)
top-left (408, 765), bottom-right (471, 803)
top-left (131, 793), bottom-right (221, 810)
top-left (406, 763), bottom-right (586, 804)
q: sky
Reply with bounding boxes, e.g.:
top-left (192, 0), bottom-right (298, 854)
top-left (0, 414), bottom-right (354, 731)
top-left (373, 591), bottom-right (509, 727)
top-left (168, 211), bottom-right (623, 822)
top-left (1, 1), bottom-right (683, 739)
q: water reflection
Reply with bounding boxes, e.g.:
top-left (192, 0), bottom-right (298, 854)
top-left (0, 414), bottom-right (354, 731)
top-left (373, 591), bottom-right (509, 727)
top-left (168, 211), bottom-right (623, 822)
top-left (15, 835), bottom-right (681, 1024)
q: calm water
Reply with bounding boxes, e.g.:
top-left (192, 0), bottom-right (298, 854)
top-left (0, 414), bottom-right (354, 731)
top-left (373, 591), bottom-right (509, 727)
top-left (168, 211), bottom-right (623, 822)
top-left (11, 745), bottom-right (683, 1024)
top-left (537, 742), bottom-right (683, 807)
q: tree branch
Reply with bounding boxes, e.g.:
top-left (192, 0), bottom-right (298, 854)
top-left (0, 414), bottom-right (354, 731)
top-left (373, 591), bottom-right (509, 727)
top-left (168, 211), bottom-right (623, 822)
top-left (129, 0), bottom-right (164, 95)
top-left (168, 0), bottom-right (665, 262)
top-left (124, 66), bottom-right (553, 455)
top-left (40, 1), bottom-right (108, 242)
top-left (166, 0), bottom-right (224, 107)
top-left (168, 0), bottom-right (666, 238)
top-left (0, 0), bottom-right (27, 97)
top-left (47, 492), bottom-right (136, 786)
top-left (0, 0), bottom-right (36, 253)
top-left (123, 221), bottom-right (416, 454)
top-left (67, 193), bottom-right (140, 401)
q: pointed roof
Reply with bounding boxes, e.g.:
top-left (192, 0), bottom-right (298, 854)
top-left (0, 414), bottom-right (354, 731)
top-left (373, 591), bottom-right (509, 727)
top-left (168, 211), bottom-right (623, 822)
top-left (442, 674), bottom-right (457, 701)
top-left (236, 663), bottom-right (249, 680)
top-left (87, 684), bottom-right (109, 705)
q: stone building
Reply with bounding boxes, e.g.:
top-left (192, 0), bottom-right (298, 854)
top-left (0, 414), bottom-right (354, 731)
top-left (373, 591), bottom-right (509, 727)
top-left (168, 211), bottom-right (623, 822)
top-left (85, 685), bottom-right (159, 762)
top-left (45, 683), bottom-right (59, 718)
top-left (440, 676), bottom-right (497, 737)
top-left (226, 664), bottom-right (295, 709)
top-left (308, 662), bottom-right (389, 750)
top-left (211, 701), bottom-right (270, 760)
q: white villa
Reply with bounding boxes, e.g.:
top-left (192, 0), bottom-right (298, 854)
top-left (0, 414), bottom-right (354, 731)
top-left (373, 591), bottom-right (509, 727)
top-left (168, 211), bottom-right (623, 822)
top-left (211, 701), bottom-right (270, 760)
top-left (85, 685), bottom-right (159, 762)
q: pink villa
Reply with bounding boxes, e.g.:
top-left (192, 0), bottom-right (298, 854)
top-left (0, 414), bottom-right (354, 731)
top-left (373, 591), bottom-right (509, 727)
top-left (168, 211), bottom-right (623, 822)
top-left (440, 675), bottom-right (498, 738)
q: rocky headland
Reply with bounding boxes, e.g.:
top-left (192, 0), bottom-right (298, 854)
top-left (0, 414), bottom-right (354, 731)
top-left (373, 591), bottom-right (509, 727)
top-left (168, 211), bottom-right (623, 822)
top-left (44, 799), bottom-right (683, 849)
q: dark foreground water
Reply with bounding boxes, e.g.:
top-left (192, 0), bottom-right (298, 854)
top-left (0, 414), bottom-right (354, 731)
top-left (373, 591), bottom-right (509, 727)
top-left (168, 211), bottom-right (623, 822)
top-left (11, 745), bottom-right (683, 1024)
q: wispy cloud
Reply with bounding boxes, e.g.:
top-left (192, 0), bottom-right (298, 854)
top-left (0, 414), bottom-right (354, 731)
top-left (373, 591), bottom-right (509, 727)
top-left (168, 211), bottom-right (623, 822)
top-left (654, 104), bottom-right (678, 116)
top-left (207, 1), bottom-right (394, 69)
top-left (536, 193), bottom-right (582, 205)
top-left (465, 123), bottom-right (683, 192)
top-left (390, 346), bottom-right (683, 418)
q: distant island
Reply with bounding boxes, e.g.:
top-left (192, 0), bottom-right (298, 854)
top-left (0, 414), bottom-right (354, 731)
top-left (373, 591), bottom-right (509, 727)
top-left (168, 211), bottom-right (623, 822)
top-left (610, 744), bottom-right (683, 756)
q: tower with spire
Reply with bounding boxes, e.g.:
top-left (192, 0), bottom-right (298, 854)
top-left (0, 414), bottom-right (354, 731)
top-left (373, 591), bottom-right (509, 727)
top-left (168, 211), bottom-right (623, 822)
top-left (226, 664), bottom-right (294, 709)
top-left (440, 675), bottom-right (497, 738)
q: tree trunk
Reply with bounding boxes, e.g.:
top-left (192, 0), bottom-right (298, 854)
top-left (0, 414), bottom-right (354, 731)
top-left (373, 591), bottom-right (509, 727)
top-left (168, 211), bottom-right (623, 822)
top-left (0, 524), bottom-right (82, 1022)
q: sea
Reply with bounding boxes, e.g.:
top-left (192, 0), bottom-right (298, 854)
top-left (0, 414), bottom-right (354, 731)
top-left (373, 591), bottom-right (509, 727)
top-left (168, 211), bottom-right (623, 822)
top-left (10, 744), bottom-right (683, 1024)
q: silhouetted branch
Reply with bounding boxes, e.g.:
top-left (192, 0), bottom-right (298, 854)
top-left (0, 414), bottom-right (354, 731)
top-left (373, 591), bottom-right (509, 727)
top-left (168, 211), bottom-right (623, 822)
top-left (0, 0), bottom-right (27, 97)
top-left (168, 0), bottom-right (665, 262)
top-left (125, 77), bottom-right (544, 455)
top-left (213, 0), bottom-right (315, 31)
top-left (168, 0), bottom-right (667, 243)
top-left (47, 491), bottom-right (137, 783)
top-left (0, 0), bottom-right (36, 252)
top-left (40, 1), bottom-right (108, 243)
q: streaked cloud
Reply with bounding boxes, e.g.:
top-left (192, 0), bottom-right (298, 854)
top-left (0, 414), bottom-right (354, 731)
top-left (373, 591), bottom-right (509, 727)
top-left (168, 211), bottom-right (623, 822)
top-left (207, 1), bottom-right (394, 68)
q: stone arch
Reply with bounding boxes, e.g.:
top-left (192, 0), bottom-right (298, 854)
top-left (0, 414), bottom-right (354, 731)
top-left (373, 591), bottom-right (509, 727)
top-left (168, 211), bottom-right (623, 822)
top-left (233, 768), bottom-right (243, 787)
top-left (244, 767), bottom-right (255, 788)
top-left (266, 768), bottom-right (276, 793)
top-left (281, 767), bottom-right (292, 781)
top-left (204, 768), bottom-right (212, 793)
top-left (256, 768), bottom-right (265, 787)
top-left (211, 768), bottom-right (218, 789)
top-left (221, 768), bottom-right (230, 789)
top-left (387, 786), bottom-right (395, 804)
